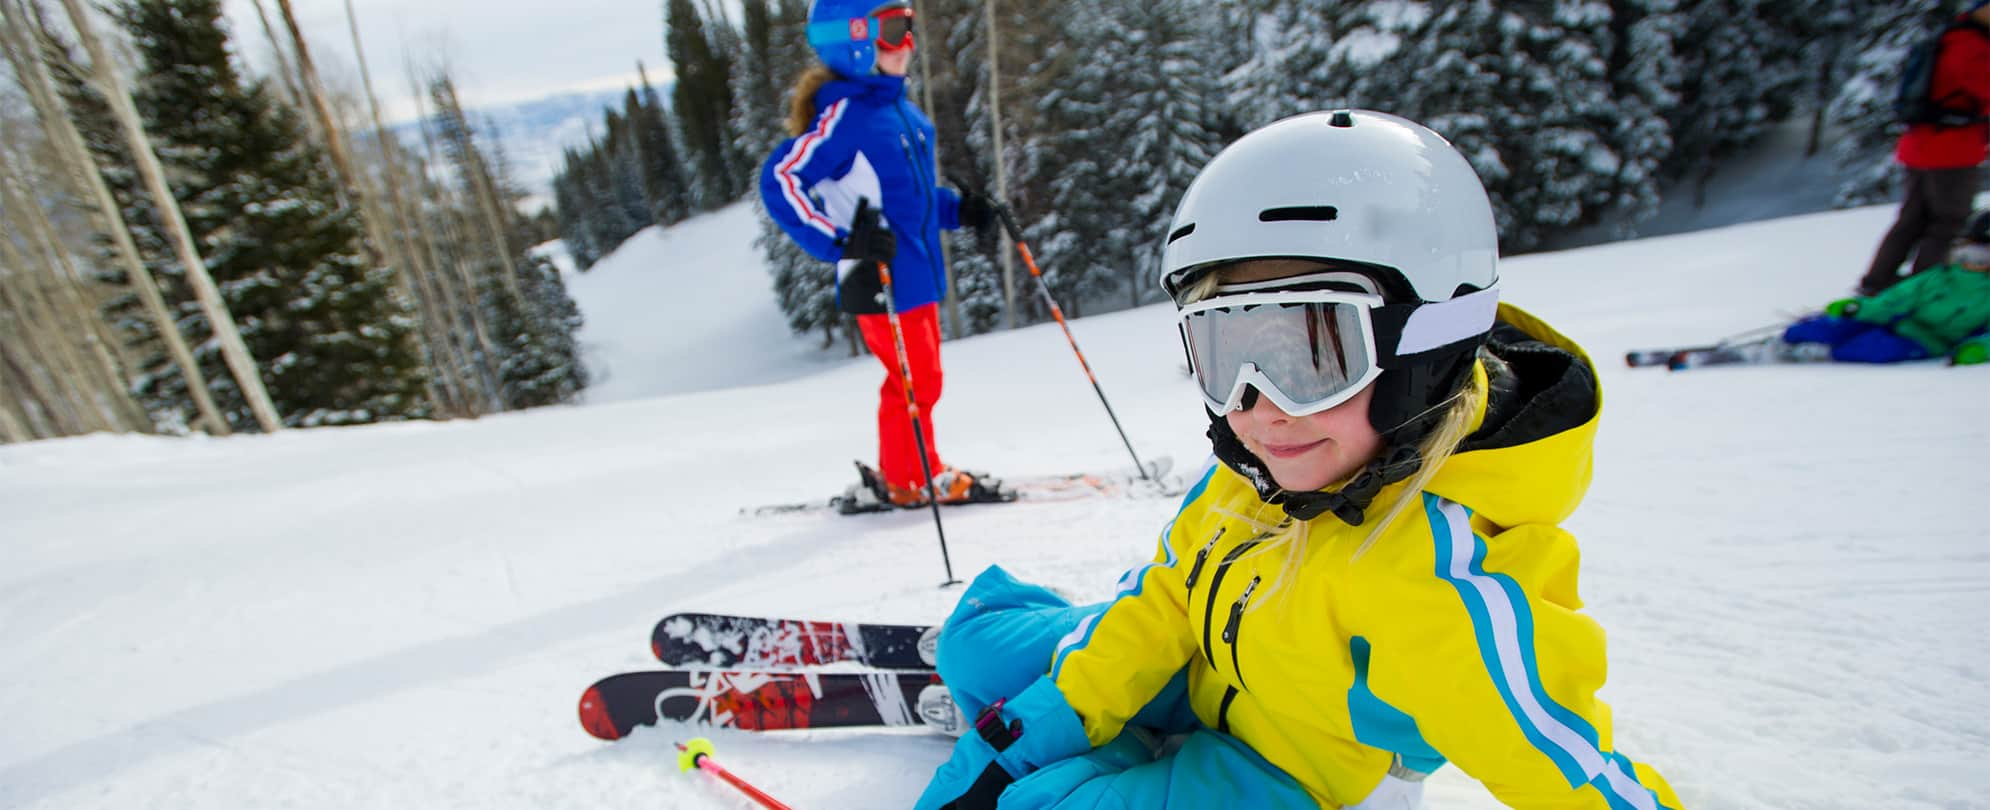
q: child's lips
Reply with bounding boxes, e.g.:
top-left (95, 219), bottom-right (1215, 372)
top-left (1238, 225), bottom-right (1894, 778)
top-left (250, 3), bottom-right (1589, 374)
top-left (1260, 438), bottom-right (1328, 458)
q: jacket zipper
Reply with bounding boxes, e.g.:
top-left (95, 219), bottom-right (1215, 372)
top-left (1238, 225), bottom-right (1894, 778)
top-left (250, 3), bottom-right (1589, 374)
top-left (889, 103), bottom-right (939, 289)
top-left (1199, 540), bottom-right (1258, 676)
top-left (1221, 576), bottom-right (1259, 691)
top-left (1183, 529), bottom-right (1223, 590)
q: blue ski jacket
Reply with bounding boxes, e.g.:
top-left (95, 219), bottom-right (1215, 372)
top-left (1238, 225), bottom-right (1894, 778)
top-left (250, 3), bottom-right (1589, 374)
top-left (760, 72), bottom-right (962, 312)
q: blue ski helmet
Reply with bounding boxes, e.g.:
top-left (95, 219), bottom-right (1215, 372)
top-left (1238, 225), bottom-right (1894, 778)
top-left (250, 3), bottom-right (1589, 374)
top-left (807, 0), bottom-right (912, 77)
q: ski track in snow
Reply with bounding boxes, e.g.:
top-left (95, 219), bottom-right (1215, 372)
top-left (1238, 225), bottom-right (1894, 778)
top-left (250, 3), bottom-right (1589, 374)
top-left (3, 201), bottom-right (1987, 808)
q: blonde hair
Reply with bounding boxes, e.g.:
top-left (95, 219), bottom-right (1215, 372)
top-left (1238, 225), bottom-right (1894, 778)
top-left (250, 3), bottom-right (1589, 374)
top-left (1179, 261), bottom-right (1488, 605)
top-left (1224, 378), bottom-right (1483, 607)
top-left (784, 64), bottom-right (839, 137)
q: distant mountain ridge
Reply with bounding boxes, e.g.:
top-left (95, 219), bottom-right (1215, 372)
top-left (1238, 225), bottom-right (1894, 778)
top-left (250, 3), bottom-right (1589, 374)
top-left (387, 85), bottom-right (653, 207)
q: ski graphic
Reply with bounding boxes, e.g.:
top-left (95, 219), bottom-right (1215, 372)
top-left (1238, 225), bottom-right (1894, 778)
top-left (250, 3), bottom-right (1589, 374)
top-left (577, 669), bottom-right (962, 740)
top-left (652, 612), bottom-right (938, 671)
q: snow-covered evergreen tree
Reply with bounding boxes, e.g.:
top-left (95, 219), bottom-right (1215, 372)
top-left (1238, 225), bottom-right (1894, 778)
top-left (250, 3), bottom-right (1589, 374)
top-left (1035, 0), bottom-right (1217, 310)
top-left (1598, 0), bottom-right (1684, 235)
top-left (730, 0), bottom-right (788, 168)
top-left (635, 66), bottom-right (694, 225)
top-left (550, 156), bottom-right (601, 267)
top-left (106, 0), bottom-right (430, 429)
top-left (1829, 0), bottom-right (1955, 206)
top-left (607, 101), bottom-right (657, 229)
top-left (486, 254), bottom-right (587, 408)
top-left (1223, 0), bottom-right (1341, 130)
top-left (1361, 1), bottom-right (1667, 251)
top-left (1662, 0), bottom-right (1808, 204)
top-left (667, 0), bottom-right (745, 208)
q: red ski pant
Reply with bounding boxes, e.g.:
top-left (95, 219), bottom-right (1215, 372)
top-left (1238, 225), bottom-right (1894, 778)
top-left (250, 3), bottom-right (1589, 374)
top-left (857, 303), bottom-right (945, 489)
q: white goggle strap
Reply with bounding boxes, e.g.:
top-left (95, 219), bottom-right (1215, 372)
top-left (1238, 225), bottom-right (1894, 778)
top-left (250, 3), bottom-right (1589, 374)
top-left (1372, 287), bottom-right (1500, 364)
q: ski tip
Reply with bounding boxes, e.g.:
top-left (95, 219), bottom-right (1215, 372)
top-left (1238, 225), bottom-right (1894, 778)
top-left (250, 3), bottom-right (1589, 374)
top-left (578, 685), bottom-right (623, 741)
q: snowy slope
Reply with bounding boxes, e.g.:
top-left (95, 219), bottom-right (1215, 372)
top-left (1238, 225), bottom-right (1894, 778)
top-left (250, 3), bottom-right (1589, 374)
top-left (2, 202), bottom-right (1986, 809)
top-left (562, 205), bottom-right (847, 403)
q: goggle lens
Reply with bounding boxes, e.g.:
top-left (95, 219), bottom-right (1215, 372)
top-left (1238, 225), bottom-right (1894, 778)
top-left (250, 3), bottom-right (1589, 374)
top-left (874, 8), bottom-right (914, 49)
top-left (1180, 294), bottom-right (1380, 416)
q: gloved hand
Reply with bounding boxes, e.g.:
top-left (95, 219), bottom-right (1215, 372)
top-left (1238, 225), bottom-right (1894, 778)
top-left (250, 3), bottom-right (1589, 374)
top-left (1952, 336), bottom-right (1989, 366)
top-left (1824, 298), bottom-right (1860, 319)
top-left (913, 676), bottom-right (1092, 810)
top-left (840, 199), bottom-right (895, 268)
top-left (956, 187), bottom-right (996, 231)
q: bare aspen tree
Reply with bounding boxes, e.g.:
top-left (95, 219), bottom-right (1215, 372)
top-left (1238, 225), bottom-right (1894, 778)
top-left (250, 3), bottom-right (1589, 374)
top-left (268, 0), bottom-right (421, 373)
top-left (58, 0), bottom-right (283, 432)
top-left (429, 74), bottom-right (523, 303)
top-left (985, 0), bottom-right (1015, 329)
top-left (247, 0), bottom-right (307, 112)
top-left (341, 0), bottom-right (473, 416)
top-left (0, 0), bottom-right (228, 434)
top-left (0, 288), bottom-right (65, 438)
top-left (272, 0), bottom-right (360, 190)
top-left (0, 350), bottom-right (31, 440)
top-left (406, 72), bottom-right (504, 410)
top-left (0, 136), bottom-right (145, 430)
top-left (0, 231), bottom-right (97, 433)
top-left (906, 0), bottom-right (960, 337)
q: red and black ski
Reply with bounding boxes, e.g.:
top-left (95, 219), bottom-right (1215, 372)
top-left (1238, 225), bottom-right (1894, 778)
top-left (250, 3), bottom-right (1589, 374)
top-left (577, 669), bottom-right (964, 740)
top-left (652, 612), bottom-right (938, 671)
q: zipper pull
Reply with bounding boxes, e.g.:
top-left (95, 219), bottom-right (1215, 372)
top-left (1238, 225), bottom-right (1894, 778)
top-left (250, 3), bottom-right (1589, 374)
top-left (1184, 528), bottom-right (1224, 589)
top-left (1222, 576), bottom-right (1259, 645)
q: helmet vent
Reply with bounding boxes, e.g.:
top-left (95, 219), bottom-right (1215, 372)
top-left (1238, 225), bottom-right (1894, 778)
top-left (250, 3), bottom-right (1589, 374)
top-left (1258, 206), bottom-right (1338, 223)
top-left (1168, 223), bottom-right (1197, 243)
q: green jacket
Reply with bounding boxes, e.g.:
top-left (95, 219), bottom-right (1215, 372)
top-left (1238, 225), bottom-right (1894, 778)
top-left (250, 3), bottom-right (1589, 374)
top-left (1854, 265), bottom-right (1990, 355)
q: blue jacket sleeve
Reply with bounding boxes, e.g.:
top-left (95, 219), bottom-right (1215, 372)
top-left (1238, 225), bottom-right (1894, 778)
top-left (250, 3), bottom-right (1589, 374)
top-left (759, 98), bottom-right (859, 263)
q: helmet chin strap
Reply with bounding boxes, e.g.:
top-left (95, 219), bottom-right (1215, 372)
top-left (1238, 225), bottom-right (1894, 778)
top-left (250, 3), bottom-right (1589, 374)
top-left (1207, 413), bottom-right (1422, 526)
top-left (1208, 350), bottom-right (1475, 526)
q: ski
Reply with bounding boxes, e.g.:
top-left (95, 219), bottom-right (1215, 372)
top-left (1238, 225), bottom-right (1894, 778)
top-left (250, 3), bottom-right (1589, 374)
top-left (744, 456), bottom-right (1180, 518)
top-left (1665, 339), bottom-right (1830, 371)
top-left (1625, 346), bottom-right (1711, 368)
top-left (577, 669), bottom-right (965, 740)
top-left (653, 612), bottom-right (938, 671)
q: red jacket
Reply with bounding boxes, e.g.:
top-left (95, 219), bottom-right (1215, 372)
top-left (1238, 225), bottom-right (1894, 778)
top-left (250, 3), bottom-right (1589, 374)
top-left (1898, 18), bottom-right (1990, 169)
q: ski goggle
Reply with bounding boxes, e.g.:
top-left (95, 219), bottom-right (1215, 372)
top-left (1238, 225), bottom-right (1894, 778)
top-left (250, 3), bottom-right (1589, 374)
top-left (872, 6), bottom-right (915, 50)
top-left (1178, 289), bottom-right (1386, 417)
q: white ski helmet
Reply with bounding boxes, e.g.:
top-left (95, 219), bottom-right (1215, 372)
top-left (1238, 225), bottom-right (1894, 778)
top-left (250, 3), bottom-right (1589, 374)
top-left (1161, 109), bottom-right (1499, 308)
top-left (1165, 111), bottom-right (1505, 524)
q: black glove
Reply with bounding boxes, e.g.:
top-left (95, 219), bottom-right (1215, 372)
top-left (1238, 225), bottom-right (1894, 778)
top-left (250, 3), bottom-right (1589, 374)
top-left (840, 200), bottom-right (895, 267)
top-left (836, 200), bottom-right (893, 315)
top-left (956, 187), bottom-right (996, 231)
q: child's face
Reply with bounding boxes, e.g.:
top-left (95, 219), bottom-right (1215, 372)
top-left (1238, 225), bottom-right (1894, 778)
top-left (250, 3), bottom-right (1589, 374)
top-left (1224, 382), bottom-right (1383, 493)
top-left (876, 45), bottom-right (913, 76)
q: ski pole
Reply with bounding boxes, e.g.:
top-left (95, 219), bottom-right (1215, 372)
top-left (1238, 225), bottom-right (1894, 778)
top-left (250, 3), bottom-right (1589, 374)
top-left (984, 198), bottom-right (1151, 481)
top-left (676, 738), bottom-right (791, 810)
top-left (860, 202), bottom-right (961, 587)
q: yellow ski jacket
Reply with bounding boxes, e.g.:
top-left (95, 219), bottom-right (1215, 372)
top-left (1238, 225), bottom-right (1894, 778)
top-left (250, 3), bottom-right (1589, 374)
top-left (1048, 305), bottom-right (1682, 809)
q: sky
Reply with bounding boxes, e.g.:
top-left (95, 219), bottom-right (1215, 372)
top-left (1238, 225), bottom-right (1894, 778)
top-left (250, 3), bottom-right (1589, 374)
top-left (216, 0), bottom-right (679, 122)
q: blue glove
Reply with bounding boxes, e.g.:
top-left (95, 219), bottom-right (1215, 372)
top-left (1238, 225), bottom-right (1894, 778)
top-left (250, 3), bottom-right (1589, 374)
top-left (914, 676), bottom-right (1093, 810)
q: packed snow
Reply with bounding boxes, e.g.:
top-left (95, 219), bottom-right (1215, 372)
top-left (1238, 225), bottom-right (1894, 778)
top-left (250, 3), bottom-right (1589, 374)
top-left (2, 201), bottom-right (1985, 809)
